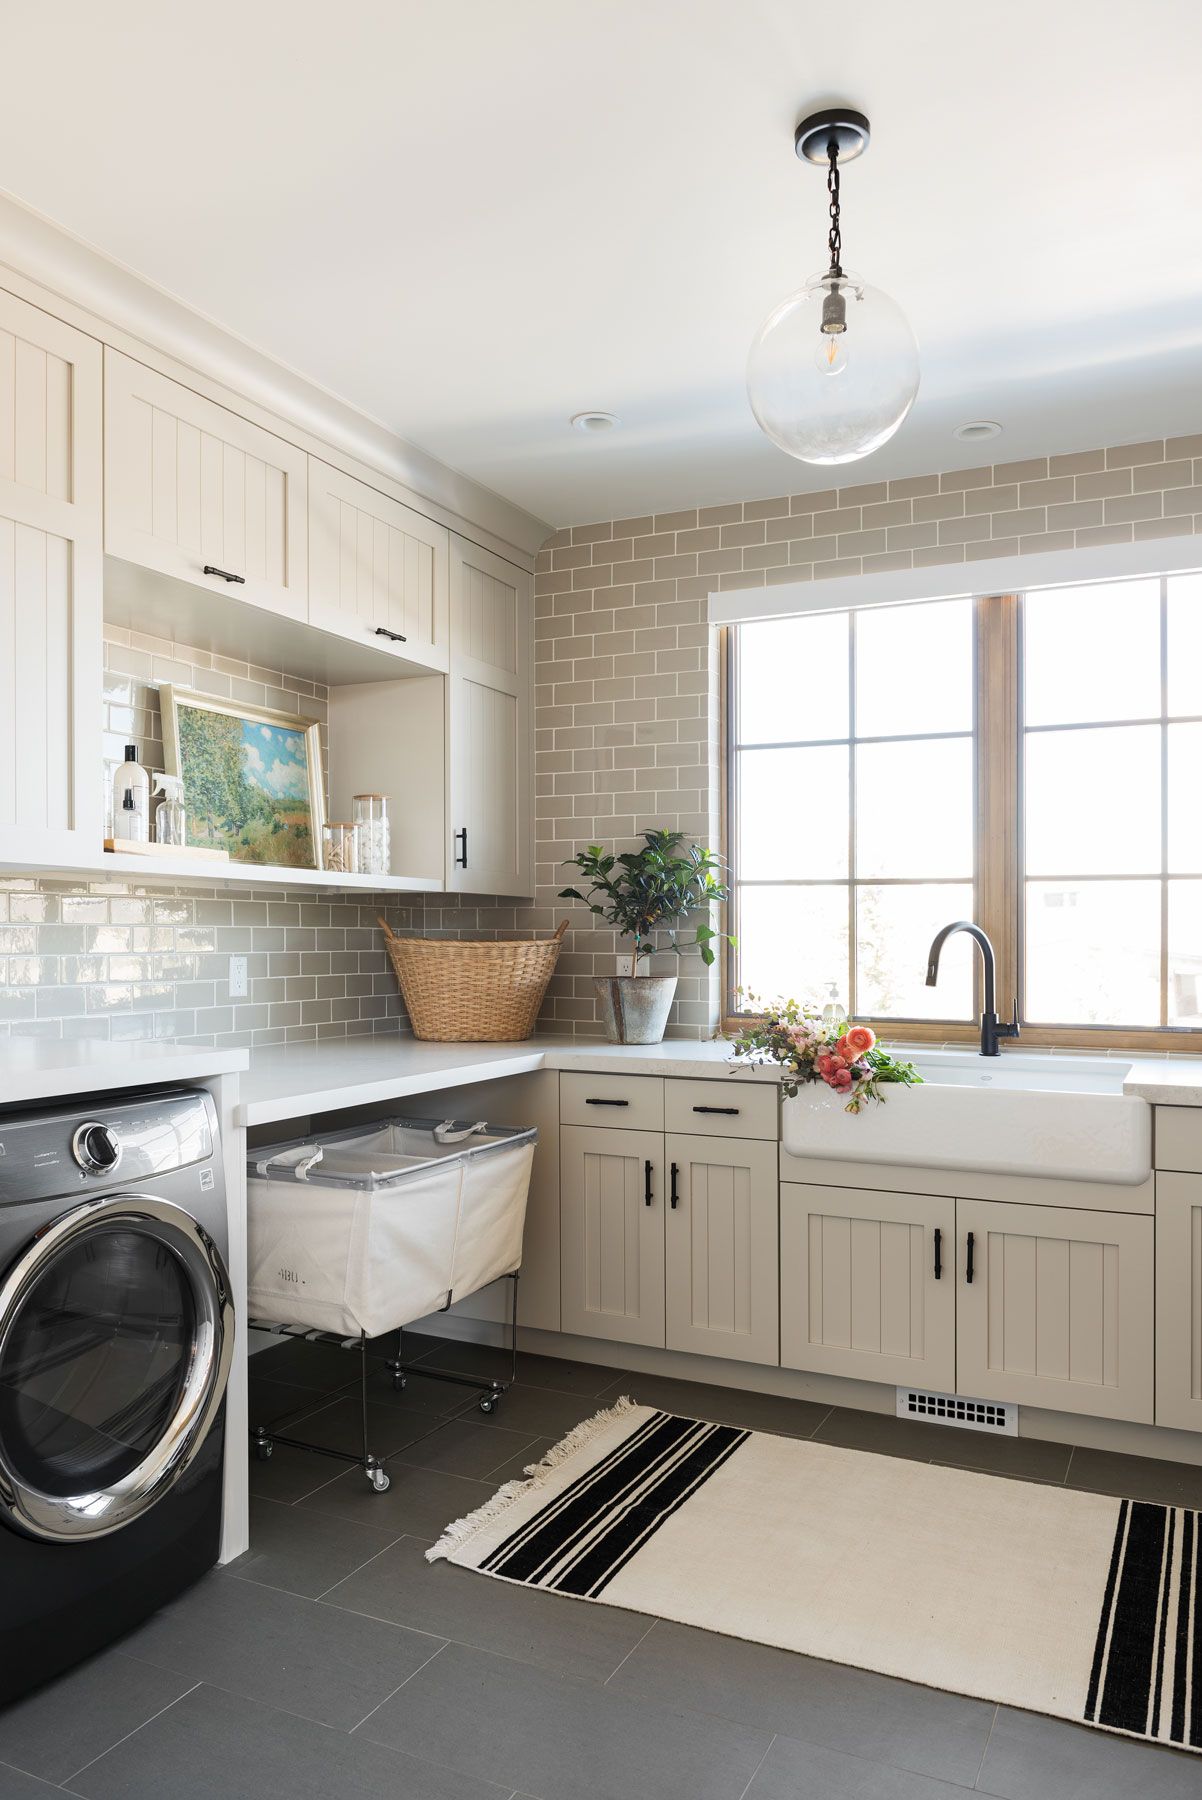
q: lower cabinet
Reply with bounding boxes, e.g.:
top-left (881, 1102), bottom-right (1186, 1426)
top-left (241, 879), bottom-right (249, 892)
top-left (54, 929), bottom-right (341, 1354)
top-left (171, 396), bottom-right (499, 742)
top-left (780, 1184), bottom-right (956, 1390)
top-left (1153, 1173), bottom-right (1202, 1432)
top-left (560, 1125), bottom-right (665, 1348)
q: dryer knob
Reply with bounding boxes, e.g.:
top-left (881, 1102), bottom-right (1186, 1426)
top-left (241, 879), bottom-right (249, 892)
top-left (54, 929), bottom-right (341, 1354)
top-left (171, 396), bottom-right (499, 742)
top-left (72, 1121), bottom-right (122, 1175)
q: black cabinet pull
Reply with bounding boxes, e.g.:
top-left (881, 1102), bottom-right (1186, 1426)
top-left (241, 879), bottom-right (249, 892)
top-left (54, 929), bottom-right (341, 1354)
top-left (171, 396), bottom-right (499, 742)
top-left (203, 564), bottom-right (245, 584)
top-left (669, 1162), bottom-right (679, 1209)
top-left (966, 1230), bottom-right (975, 1285)
top-left (693, 1105), bottom-right (739, 1115)
top-left (644, 1159), bottom-right (653, 1206)
top-left (585, 1097), bottom-right (629, 1107)
top-left (373, 625), bottom-right (407, 643)
top-left (453, 828), bottom-right (468, 868)
top-left (933, 1227), bottom-right (942, 1281)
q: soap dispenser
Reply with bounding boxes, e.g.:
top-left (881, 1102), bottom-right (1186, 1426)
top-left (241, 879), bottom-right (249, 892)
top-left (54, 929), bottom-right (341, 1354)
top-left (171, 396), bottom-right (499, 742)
top-left (112, 745), bottom-right (150, 843)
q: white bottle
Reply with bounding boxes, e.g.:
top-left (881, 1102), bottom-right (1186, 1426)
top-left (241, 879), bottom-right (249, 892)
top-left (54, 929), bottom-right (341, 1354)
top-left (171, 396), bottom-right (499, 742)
top-left (821, 980), bottom-right (844, 1033)
top-left (112, 745), bottom-right (150, 843)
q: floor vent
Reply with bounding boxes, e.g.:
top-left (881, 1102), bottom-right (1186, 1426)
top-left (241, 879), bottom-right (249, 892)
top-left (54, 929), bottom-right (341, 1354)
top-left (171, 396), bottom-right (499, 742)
top-left (896, 1386), bottom-right (1018, 1435)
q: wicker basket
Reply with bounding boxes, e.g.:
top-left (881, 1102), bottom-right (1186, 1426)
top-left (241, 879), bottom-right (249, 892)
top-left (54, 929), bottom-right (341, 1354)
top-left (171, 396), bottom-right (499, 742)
top-left (377, 916), bottom-right (568, 1041)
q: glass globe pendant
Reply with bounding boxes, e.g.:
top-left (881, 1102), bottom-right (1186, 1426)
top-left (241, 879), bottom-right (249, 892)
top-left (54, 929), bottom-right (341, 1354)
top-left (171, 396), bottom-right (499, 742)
top-left (747, 110), bottom-right (919, 465)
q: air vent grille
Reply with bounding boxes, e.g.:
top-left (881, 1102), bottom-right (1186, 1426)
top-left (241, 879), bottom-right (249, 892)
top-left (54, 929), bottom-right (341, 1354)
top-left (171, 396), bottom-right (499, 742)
top-left (895, 1387), bottom-right (1017, 1436)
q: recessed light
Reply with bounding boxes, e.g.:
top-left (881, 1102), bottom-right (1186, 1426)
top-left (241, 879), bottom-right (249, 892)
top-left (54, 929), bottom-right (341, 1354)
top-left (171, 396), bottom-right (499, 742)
top-left (571, 411), bottom-right (620, 434)
top-left (953, 420), bottom-right (1002, 443)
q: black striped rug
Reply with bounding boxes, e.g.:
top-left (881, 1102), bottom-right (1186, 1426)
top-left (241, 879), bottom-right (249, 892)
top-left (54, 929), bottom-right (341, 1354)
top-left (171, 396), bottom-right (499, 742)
top-left (429, 1398), bottom-right (1201, 1755)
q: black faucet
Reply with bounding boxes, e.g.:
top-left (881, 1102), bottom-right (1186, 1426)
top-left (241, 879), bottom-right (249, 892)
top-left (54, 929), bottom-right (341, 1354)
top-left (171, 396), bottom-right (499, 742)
top-left (925, 920), bottom-right (1020, 1058)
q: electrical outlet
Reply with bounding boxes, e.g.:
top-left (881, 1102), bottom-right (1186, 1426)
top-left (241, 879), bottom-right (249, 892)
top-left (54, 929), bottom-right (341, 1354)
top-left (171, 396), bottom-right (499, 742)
top-left (615, 953), bottom-right (637, 978)
top-left (228, 955), bottom-right (248, 999)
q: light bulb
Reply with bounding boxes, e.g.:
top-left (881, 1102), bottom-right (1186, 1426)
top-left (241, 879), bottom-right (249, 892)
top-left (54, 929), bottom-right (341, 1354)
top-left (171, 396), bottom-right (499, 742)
top-left (814, 332), bottom-right (849, 376)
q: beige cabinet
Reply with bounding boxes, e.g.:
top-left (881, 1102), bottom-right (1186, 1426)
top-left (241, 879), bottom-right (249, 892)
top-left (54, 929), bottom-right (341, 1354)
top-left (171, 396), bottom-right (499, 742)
top-left (1155, 1172), bottom-right (1202, 1432)
top-left (0, 290), bottom-right (103, 862)
top-left (780, 1183), bottom-right (956, 1390)
top-left (560, 1124), bottom-right (665, 1348)
top-left (447, 534), bottom-right (532, 897)
top-left (956, 1197), bottom-right (1153, 1423)
top-left (308, 459), bottom-right (449, 670)
top-left (104, 349), bottom-right (308, 620)
top-left (666, 1134), bottom-right (779, 1364)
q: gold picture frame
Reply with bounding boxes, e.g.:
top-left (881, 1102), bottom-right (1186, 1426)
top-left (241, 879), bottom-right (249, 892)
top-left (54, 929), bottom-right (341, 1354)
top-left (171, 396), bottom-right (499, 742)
top-left (160, 685), bottom-right (326, 870)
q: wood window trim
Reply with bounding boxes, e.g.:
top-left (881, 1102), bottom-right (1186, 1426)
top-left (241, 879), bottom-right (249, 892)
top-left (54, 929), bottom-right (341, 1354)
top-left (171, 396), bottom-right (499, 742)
top-left (722, 594), bottom-right (1201, 1055)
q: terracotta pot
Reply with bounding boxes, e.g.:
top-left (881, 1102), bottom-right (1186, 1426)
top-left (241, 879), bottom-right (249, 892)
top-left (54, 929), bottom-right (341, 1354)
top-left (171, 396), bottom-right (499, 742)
top-left (594, 975), bottom-right (678, 1044)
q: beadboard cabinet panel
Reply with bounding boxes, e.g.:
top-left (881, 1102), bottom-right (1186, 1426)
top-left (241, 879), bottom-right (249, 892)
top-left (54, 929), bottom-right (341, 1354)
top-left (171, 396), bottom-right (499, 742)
top-left (104, 349), bottom-right (307, 620)
top-left (447, 535), bottom-right (532, 897)
top-left (560, 1124), bottom-right (664, 1348)
top-left (1155, 1172), bottom-right (1202, 1432)
top-left (0, 291), bottom-right (102, 862)
top-left (780, 1183), bottom-right (956, 1389)
top-left (665, 1134), bottom-right (778, 1365)
top-left (956, 1198), bottom-right (1153, 1423)
top-left (308, 460), bottom-right (449, 670)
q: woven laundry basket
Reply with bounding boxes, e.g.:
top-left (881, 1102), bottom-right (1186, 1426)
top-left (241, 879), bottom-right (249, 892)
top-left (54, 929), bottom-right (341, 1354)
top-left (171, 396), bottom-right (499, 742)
top-left (377, 916), bottom-right (568, 1041)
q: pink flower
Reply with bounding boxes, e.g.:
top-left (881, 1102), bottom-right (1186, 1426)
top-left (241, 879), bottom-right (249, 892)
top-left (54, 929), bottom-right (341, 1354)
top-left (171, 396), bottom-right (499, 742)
top-left (840, 1024), bottom-right (876, 1057)
top-left (834, 1068), bottom-right (853, 1087)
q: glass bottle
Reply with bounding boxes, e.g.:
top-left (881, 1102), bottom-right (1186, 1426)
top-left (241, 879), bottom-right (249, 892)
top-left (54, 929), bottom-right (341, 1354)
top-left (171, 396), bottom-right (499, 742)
top-left (352, 793), bottom-right (391, 876)
top-left (321, 822), bottom-right (359, 874)
top-left (111, 744), bottom-right (150, 844)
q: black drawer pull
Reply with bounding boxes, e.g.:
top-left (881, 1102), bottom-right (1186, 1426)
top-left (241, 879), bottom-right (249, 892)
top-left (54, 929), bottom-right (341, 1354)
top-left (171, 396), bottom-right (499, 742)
top-left (203, 564), bottom-right (245, 584)
top-left (693, 1105), bottom-right (739, 1115)
top-left (373, 625), bottom-right (407, 643)
top-left (585, 1097), bottom-right (629, 1107)
top-left (966, 1230), bottom-right (975, 1285)
top-left (644, 1159), bottom-right (653, 1206)
top-left (453, 828), bottom-right (468, 868)
top-left (670, 1161), bottom-right (679, 1209)
top-left (933, 1226), bottom-right (942, 1280)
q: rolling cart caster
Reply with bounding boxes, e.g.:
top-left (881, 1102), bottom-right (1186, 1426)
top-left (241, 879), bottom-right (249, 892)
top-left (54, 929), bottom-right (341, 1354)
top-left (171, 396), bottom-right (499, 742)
top-left (391, 1372), bottom-right (407, 1392)
top-left (366, 1463), bottom-right (390, 1493)
top-left (254, 1436), bottom-right (274, 1462)
top-left (478, 1394), bottom-right (499, 1415)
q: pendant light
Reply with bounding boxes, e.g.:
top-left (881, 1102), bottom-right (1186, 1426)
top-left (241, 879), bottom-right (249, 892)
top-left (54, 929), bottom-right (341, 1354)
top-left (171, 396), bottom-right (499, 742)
top-left (747, 109), bottom-right (919, 465)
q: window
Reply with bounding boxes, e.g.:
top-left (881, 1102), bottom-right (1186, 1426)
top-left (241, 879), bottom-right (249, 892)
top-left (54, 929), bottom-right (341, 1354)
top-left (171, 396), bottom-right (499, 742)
top-left (726, 572), bottom-right (1201, 1046)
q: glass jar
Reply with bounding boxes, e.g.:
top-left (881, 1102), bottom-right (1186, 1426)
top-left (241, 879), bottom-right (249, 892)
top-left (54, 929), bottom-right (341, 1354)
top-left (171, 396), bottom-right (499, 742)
top-left (321, 822), bottom-right (359, 875)
top-left (352, 793), bottom-right (391, 876)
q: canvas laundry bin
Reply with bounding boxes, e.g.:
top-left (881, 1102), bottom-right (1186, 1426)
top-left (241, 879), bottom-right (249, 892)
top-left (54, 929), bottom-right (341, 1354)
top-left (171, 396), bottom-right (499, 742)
top-left (246, 1117), bottom-right (536, 1338)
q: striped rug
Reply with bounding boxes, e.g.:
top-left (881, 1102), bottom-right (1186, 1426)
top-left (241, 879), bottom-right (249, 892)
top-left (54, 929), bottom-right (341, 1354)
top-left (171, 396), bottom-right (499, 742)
top-left (428, 1398), bottom-right (1202, 1755)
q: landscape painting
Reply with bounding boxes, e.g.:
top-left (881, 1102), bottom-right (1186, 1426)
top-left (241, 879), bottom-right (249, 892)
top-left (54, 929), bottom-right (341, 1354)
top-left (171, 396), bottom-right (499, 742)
top-left (161, 687), bottom-right (325, 869)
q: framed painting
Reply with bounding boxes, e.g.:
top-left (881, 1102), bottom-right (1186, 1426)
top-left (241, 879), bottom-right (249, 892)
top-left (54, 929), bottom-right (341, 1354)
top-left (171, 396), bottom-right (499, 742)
top-left (160, 686), bottom-right (326, 869)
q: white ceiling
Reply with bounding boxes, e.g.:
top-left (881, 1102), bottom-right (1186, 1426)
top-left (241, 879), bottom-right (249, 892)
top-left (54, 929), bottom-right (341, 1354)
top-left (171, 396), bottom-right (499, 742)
top-left (4, 0), bottom-right (1202, 528)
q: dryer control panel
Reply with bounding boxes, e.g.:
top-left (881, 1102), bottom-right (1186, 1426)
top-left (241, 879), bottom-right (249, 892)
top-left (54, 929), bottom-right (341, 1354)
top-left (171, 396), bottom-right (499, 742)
top-left (0, 1089), bottom-right (216, 1203)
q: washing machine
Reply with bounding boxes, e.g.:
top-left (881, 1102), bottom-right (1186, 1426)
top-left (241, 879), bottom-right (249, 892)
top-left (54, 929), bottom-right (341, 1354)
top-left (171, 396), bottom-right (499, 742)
top-left (0, 1086), bottom-right (234, 1704)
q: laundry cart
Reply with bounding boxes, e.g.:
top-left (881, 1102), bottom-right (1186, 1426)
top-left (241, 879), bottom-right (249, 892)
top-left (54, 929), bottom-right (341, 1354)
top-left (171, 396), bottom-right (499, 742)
top-left (246, 1116), bottom-right (536, 1490)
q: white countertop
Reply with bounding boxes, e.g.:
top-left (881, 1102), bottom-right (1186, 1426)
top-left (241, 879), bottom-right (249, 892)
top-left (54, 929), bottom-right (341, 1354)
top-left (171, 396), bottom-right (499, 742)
top-left (0, 1039), bottom-right (248, 1108)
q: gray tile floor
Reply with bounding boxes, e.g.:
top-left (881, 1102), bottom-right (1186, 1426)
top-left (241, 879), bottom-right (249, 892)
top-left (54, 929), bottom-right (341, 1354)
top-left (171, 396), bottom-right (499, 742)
top-left (2, 1334), bottom-right (1201, 1799)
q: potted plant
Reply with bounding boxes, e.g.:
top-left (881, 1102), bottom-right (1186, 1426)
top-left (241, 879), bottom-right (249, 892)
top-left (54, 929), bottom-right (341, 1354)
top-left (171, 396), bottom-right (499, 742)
top-left (559, 830), bottom-right (733, 1043)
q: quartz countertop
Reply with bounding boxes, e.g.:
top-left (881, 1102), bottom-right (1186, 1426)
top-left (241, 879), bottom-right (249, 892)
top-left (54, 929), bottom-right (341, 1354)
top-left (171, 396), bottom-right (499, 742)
top-left (0, 1039), bottom-right (248, 1108)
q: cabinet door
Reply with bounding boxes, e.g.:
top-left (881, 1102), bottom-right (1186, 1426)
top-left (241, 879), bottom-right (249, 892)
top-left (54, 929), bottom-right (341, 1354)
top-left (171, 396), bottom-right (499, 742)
top-left (104, 349), bottom-right (307, 619)
top-left (0, 291), bottom-right (103, 862)
top-left (665, 1134), bottom-right (779, 1365)
top-left (447, 535), bottom-right (532, 897)
top-left (308, 459), bottom-right (449, 669)
top-left (560, 1126), bottom-right (664, 1348)
top-left (1155, 1173), bottom-right (1202, 1431)
top-left (956, 1198), bottom-right (1153, 1423)
top-left (781, 1183), bottom-right (956, 1389)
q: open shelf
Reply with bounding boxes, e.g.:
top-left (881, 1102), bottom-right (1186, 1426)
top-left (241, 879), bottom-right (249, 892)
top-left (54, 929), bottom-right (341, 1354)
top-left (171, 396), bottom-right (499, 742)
top-left (0, 849), bottom-right (441, 894)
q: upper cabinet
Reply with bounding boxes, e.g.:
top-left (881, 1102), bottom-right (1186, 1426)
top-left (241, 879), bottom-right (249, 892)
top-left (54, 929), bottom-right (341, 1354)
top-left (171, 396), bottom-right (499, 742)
top-left (104, 349), bottom-right (308, 620)
top-left (447, 534), bottom-right (533, 897)
top-left (0, 292), bottom-right (103, 863)
top-left (308, 459), bottom-right (449, 670)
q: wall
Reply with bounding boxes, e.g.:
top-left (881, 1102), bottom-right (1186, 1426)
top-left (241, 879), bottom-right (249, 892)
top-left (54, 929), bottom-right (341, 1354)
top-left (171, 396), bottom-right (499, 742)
top-left (6, 431), bottom-right (1202, 1045)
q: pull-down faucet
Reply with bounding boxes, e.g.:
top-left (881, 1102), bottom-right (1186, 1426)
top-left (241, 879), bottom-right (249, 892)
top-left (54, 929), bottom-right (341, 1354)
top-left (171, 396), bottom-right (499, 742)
top-left (925, 920), bottom-right (1020, 1058)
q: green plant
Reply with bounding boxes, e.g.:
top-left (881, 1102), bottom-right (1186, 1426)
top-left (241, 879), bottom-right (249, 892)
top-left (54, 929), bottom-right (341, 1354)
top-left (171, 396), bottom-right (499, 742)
top-left (559, 829), bottom-right (734, 966)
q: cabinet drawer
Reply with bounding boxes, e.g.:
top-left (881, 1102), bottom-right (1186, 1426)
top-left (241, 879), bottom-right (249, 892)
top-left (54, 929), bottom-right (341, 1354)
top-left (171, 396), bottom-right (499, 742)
top-left (1154, 1105), bottom-right (1202, 1172)
top-left (665, 1078), bottom-right (777, 1140)
top-left (560, 1072), bottom-right (663, 1131)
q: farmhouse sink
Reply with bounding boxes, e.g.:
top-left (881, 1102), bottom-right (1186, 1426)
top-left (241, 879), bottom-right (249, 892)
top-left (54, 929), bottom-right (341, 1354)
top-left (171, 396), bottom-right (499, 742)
top-left (780, 1051), bottom-right (1151, 1184)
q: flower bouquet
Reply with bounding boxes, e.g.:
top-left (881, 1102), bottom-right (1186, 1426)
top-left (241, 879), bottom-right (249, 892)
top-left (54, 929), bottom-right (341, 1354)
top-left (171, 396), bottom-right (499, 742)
top-left (728, 994), bottom-right (923, 1113)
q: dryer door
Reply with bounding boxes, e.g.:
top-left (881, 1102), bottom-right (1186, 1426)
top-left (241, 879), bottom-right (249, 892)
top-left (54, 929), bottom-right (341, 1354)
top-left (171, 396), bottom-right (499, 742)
top-left (0, 1194), bottom-right (233, 1541)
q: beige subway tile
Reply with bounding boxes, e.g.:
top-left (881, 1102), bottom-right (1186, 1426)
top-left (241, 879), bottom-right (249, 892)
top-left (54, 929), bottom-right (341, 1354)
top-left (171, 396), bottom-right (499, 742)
top-left (1050, 449), bottom-right (1105, 477)
top-left (767, 563), bottom-right (811, 585)
top-left (836, 480), bottom-right (888, 508)
top-left (612, 515), bottom-right (654, 537)
top-left (789, 488), bottom-right (838, 513)
top-left (966, 483), bottom-right (1017, 515)
top-left (1106, 440), bottom-right (1165, 467)
top-left (675, 525), bottom-right (722, 552)
top-left (1167, 434), bottom-right (1202, 459)
top-left (698, 503), bottom-right (742, 526)
top-left (889, 474), bottom-right (939, 500)
top-left (571, 521), bottom-right (612, 545)
top-left (861, 550), bottom-right (914, 574)
top-left (887, 521), bottom-right (938, 551)
top-left (698, 548), bottom-right (743, 575)
top-left (1076, 469), bottom-right (1132, 501)
top-left (1019, 531), bottom-right (1074, 554)
top-left (742, 542), bottom-right (790, 568)
top-left (1018, 477), bottom-right (1075, 507)
top-left (535, 569), bottom-right (572, 596)
top-left (655, 553), bottom-right (698, 580)
top-left (764, 513), bottom-right (815, 542)
top-left (633, 577), bottom-right (678, 605)
top-left (590, 537), bottom-right (634, 565)
top-left (614, 651), bottom-right (659, 678)
top-left (914, 493), bottom-right (965, 522)
top-left (992, 457), bottom-right (1048, 484)
top-left (720, 520), bottom-right (767, 548)
top-left (552, 543), bottom-right (593, 570)
top-left (534, 549), bottom-right (552, 573)
top-left (940, 466), bottom-right (992, 491)
top-left (1074, 523), bottom-right (1134, 548)
top-left (1104, 492), bottom-right (1163, 523)
top-left (813, 557), bottom-right (862, 579)
top-left (797, 533), bottom-right (838, 562)
top-left (968, 537), bottom-right (1018, 561)
top-left (1134, 517), bottom-right (1191, 541)
top-left (655, 509), bottom-right (699, 533)
top-left (860, 498), bottom-right (912, 529)
top-left (837, 528), bottom-right (888, 557)
top-left (989, 507), bottom-right (1046, 537)
top-left (676, 575), bottom-right (716, 602)
top-left (914, 545), bottom-right (967, 567)
top-left (718, 570), bottom-right (766, 589)
top-left (633, 532), bottom-right (676, 559)
top-left (743, 496), bottom-right (790, 520)
top-left (546, 528), bottom-right (572, 549)
top-left (938, 515), bottom-right (992, 544)
top-left (1046, 500), bottom-right (1104, 532)
top-left (610, 559), bottom-right (655, 585)
top-left (1132, 459), bottom-right (1193, 491)
top-left (1163, 485), bottom-right (1202, 517)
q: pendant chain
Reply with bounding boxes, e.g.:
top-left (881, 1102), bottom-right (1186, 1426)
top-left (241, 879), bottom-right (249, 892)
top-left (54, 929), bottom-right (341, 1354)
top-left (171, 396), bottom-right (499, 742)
top-left (827, 143), bottom-right (843, 277)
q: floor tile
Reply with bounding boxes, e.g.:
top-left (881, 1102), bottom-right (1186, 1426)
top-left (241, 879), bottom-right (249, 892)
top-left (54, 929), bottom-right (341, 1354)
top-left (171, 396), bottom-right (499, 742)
top-left (404, 1416), bottom-right (543, 1479)
top-left (606, 1620), bottom-right (993, 1787)
top-left (814, 1407), bottom-right (1072, 1481)
top-left (324, 1535), bottom-right (651, 1682)
top-left (597, 1370), bottom-right (829, 1439)
top-left (744, 1732), bottom-right (970, 1798)
top-left (0, 1652), bottom-right (191, 1786)
top-left (975, 1705), bottom-right (1200, 1798)
top-left (248, 1373), bottom-right (337, 1429)
top-left (249, 1439), bottom-right (354, 1504)
top-left (298, 1459), bottom-right (497, 1540)
top-left (424, 1339), bottom-right (626, 1396)
top-left (224, 1496), bottom-right (401, 1597)
top-left (70, 1682), bottom-right (510, 1800)
top-left (468, 1382), bottom-right (607, 1439)
top-left (118, 1570), bottom-right (440, 1731)
top-left (476, 1435), bottom-right (555, 1484)
top-left (360, 1639), bottom-right (772, 1800)
top-left (260, 1392), bottom-right (447, 1462)
top-left (249, 1336), bottom-right (389, 1392)
top-left (0, 1765), bottom-right (64, 1798)
top-left (1064, 1446), bottom-right (1202, 1509)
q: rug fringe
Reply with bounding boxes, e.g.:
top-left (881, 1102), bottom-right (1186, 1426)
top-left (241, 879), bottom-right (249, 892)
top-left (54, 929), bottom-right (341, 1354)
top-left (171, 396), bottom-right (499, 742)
top-left (425, 1393), bottom-right (639, 1563)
